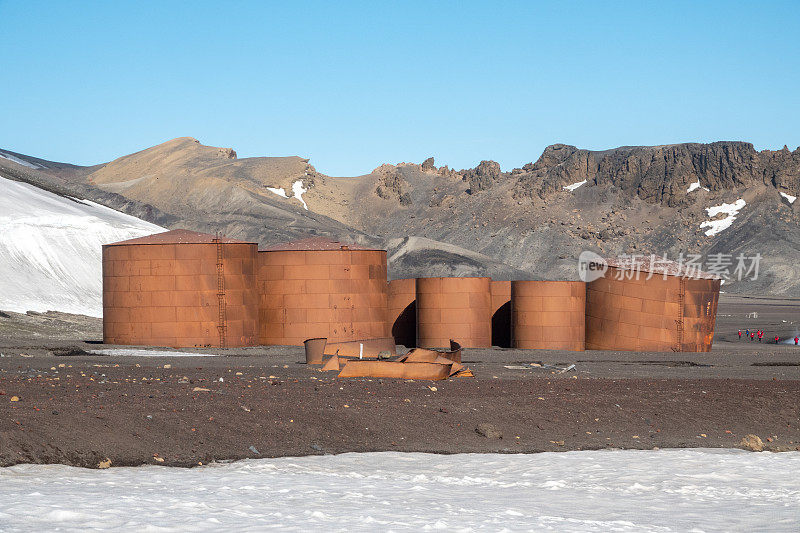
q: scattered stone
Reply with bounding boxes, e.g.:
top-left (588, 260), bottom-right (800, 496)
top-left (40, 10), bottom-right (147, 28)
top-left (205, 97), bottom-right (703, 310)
top-left (476, 423), bottom-right (503, 439)
top-left (248, 445), bottom-right (260, 455)
top-left (192, 387), bottom-right (210, 392)
top-left (97, 458), bottom-right (112, 469)
top-left (310, 443), bottom-right (323, 452)
top-left (740, 434), bottom-right (764, 451)
top-left (10, 396), bottom-right (20, 402)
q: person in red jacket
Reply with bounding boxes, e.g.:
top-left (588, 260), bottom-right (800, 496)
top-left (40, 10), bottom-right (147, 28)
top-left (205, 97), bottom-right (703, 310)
top-left (775, 335), bottom-right (780, 344)
top-left (758, 330), bottom-right (763, 342)
top-left (738, 330), bottom-right (742, 340)
top-left (795, 336), bottom-right (798, 346)
top-left (751, 332), bottom-right (755, 341)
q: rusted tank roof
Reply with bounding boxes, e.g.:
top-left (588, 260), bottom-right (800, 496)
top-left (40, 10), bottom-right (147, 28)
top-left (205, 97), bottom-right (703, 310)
top-left (263, 237), bottom-right (383, 252)
top-left (106, 229), bottom-right (254, 246)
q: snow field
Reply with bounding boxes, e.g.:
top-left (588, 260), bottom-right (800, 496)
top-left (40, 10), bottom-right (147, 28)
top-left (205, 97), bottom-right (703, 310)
top-left (0, 449), bottom-right (798, 532)
top-left (0, 176), bottom-right (165, 316)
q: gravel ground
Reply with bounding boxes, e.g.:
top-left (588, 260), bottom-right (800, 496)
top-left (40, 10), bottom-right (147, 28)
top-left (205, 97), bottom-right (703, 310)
top-left (0, 296), bottom-right (798, 467)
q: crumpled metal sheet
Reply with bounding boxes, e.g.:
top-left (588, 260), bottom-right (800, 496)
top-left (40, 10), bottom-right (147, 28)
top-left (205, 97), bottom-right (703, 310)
top-left (332, 339), bottom-right (472, 380)
top-left (337, 360), bottom-right (453, 380)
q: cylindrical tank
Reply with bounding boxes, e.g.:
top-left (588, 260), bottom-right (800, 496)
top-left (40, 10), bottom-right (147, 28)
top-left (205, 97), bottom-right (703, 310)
top-left (682, 277), bottom-right (721, 351)
top-left (389, 278), bottom-right (416, 348)
top-left (490, 280), bottom-right (512, 348)
top-left (585, 265), bottom-right (720, 352)
top-left (511, 281), bottom-right (586, 351)
top-left (257, 237), bottom-right (389, 346)
top-left (416, 277), bottom-right (491, 348)
top-left (102, 229), bottom-right (259, 348)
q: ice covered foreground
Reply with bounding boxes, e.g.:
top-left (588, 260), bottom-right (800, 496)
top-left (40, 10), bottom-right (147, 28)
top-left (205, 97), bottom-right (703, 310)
top-left (0, 177), bottom-right (165, 316)
top-left (1, 449), bottom-right (798, 532)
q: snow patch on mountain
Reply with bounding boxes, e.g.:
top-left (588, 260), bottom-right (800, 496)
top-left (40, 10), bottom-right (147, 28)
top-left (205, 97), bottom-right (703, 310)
top-left (700, 199), bottom-right (746, 237)
top-left (563, 179), bottom-right (587, 192)
top-left (687, 181), bottom-right (709, 193)
top-left (265, 180), bottom-right (308, 209)
top-left (292, 180), bottom-right (308, 210)
top-left (266, 186), bottom-right (288, 198)
top-left (0, 176), bottom-right (165, 316)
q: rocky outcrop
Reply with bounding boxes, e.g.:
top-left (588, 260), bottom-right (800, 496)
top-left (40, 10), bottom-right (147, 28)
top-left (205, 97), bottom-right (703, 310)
top-left (461, 160), bottom-right (501, 194)
top-left (374, 165), bottom-right (412, 205)
top-left (421, 157), bottom-right (436, 172)
top-left (514, 142), bottom-right (800, 207)
top-left (217, 147), bottom-right (237, 159)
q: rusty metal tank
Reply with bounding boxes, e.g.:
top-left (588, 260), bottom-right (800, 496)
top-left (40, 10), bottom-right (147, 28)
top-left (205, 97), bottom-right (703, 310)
top-left (388, 278), bottom-right (416, 347)
top-left (585, 260), bottom-right (720, 352)
top-left (102, 229), bottom-right (259, 348)
top-left (416, 277), bottom-right (491, 348)
top-left (511, 281), bottom-right (586, 351)
top-left (257, 237), bottom-right (390, 346)
top-left (490, 280), bottom-right (512, 348)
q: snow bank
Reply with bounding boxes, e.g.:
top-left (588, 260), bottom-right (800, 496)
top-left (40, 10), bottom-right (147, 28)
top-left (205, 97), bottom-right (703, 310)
top-left (0, 151), bottom-right (42, 169)
top-left (780, 192), bottom-right (796, 204)
top-left (0, 450), bottom-right (798, 532)
top-left (0, 176), bottom-right (165, 316)
top-left (700, 199), bottom-right (746, 236)
top-left (563, 179), bottom-right (587, 192)
top-left (90, 349), bottom-right (218, 357)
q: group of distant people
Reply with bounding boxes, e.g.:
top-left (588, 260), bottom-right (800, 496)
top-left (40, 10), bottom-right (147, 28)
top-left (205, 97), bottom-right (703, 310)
top-left (739, 329), bottom-right (799, 345)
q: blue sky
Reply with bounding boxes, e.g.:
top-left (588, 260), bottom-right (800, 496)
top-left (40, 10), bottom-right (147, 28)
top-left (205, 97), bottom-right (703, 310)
top-left (1, 1), bottom-right (798, 176)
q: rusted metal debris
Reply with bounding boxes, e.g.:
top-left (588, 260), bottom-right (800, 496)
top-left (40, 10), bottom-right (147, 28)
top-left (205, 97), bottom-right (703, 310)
top-left (307, 337), bottom-right (471, 380)
top-left (304, 337), bottom-right (396, 364)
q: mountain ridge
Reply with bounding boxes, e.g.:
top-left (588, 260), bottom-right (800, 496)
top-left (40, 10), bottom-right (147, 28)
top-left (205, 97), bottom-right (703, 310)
top-left (2, 137), bottom-right (798, 295)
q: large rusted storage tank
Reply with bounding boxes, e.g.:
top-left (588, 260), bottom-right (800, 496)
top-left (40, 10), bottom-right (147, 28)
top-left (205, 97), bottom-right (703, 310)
top-left (389, 278), bottom-right (416, 347)
top-left (490, 280), bottom-right (512, 348)
top-left (416, 277), bottom-right (491, 348)
top-left (257, 237), bottom-right (389, 346)
top-left (585, 261), bottom-right (720, 352)
top-left (511, 281), bottom-right (586, 351)
top-left (102, 229), bottom-right (259, 348)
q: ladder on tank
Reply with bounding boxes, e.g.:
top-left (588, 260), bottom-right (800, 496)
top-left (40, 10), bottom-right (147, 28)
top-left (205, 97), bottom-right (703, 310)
top-left (675, 278), bottom-right (686, 351)
top-left (213, 234), bottom-right (227, 348)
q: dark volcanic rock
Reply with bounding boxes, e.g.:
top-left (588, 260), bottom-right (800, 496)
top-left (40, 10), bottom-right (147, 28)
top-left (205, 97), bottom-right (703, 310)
top-left (421, 157), bottom-right (435, 172)
top-left (462, 160), bottom-right (501, 194)
top-left (516, 142), bottom-right (800, 207)
top-left (375, 165), bottom-right (412, 205)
